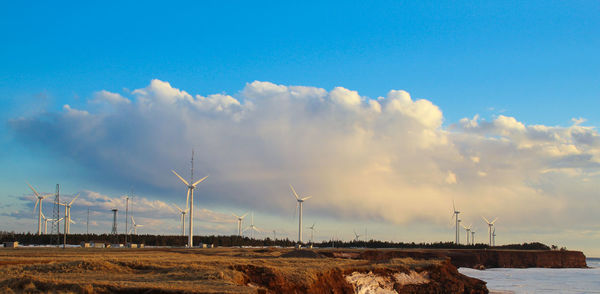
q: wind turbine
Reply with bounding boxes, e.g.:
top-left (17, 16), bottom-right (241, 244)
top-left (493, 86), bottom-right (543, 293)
top-left (130, 216), bottom-right (143, 234)
top-left (55, 194), bottom-right (79, 234)
top-left (462, 224), bottom-right (472, 245)
top-left (452, 201), bottom-right (461, 244)
top-left (27, 183), bottom-right (53, 235)
top-left (482, 216), bottom-right (497, 246)
top-left (232, 212), bottom-right (248, 236)
top-left (41, 212), bottom-right (56, 235)
top-left (173, 204), bottom-right (188, 236)
top-left (244, 212), bottom-right (261, 238)
top-left (172, 150), bottom-right (208, 248)
top-left (307, 223), bottom-right (316, 244)
top-left (290, 184), bottom-right (311, 244)
top-left (353, 229), bottom-right (361, 242)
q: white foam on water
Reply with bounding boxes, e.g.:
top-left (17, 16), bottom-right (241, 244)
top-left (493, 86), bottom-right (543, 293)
top-left (459, 258), bottom-right (600, 294)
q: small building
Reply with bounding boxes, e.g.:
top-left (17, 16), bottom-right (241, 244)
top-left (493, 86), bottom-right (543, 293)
top-left (90, 241), bottom-right (107, 248)
top-left (198, 243), bottom-right (208, 248)
top-left (138, 244), bottom-right (145, 248)
top-left (80, 242), bottom-right (91, 248)
top-left (4, 242), bottom-right (18, 248)
top-left (127, 243), bottom-right (137, 248)
top-left (111, 243), bottom-right (124, 248)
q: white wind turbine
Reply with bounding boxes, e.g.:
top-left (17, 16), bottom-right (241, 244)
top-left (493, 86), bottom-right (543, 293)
top-left (353, 229), bottom-right (361, 242)
top-left (173, 204), bottom-right (188, 236)
top-left (27, 183), bottom-right (53, 235)
top-left (55, 193), bottom-right (79, 234)
top-left (130, 216), bottom-right (143, 234)
top-left (482, 216), bottom-right (497, 246)
top-left (41, 212), bottom-right (56, 235)
top-left (307, 223), bottom-right (316, 244)
top-left (172, 150), bottom-right (208, 248)
top-left (452, 201), bottom-right (461, 244)
top-left (462, 224), bottom-right (472, 245)
top-left (290, 184), bottom-right (311, 244)
top-left (244, 212), bottom-right (261, 238)
top-left (232, 212), bottom-right (248, 236)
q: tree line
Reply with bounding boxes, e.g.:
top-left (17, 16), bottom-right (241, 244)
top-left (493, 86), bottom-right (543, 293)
top-left (0, 231), bottom-right (551, 250)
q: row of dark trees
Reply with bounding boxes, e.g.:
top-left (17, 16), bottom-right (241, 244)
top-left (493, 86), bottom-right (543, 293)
top-left (0, 231), bottom-right (552, 250)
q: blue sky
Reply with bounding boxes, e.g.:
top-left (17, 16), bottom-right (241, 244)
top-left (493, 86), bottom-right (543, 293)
top-left (1, 1), bottom-right (599, 255)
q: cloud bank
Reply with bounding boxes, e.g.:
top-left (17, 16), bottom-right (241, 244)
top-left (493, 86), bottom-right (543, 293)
top-left (9, 80), bottom-right (600, 231)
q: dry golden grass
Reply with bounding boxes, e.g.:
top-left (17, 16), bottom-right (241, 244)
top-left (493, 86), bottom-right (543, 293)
top-left (0, 247), bottom-right (441, 293)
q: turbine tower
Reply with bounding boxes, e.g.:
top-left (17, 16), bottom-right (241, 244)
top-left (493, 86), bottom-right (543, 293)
top-left (41, 212), bottom-right (56, 235)
top-left (172, 149), bottom-right (208, 248)
top-left (452, 201), bottom-right (460, 244)
top-left (244, 212), bottom-right (261, 238)
top-left (27, 183), bottom-right (53, 235)
top-left (492, 227), bottom-right (496, 246)
top-left (462, 224), bottom-right (472, 245)
top-left (307, 223), bottom-right (316, 244)
top-left (290, 184), bottom-right (311, 244)
top-left (55, 194), bottom-right (79, 234)
top-left (111, 209), bottom-right (118, 235)
top-left (173, 204), bottom-right (188, 236)
top-left (482, 216), bottom-right (497, 246)
top-left (471, 230), bottom-right (475, 245)
top-left (232, 212), bottom-right (248, 236)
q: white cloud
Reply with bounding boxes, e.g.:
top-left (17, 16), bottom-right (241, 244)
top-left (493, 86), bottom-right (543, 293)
top-left (8, 80), bottom-right (600, 235)
top-left (91, 90), bottom-right (130, 105)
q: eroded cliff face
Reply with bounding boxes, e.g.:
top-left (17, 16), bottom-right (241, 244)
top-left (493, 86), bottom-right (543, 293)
top-left (232, 258), bottom-right (488, 294)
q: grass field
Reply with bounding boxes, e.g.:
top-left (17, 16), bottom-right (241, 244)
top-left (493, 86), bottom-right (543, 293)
top-left (1, 247), bottom-right (442, 293)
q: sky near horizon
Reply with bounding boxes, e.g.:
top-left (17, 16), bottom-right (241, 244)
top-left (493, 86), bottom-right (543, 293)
top-left (1, 2), bottom-right (599, 255)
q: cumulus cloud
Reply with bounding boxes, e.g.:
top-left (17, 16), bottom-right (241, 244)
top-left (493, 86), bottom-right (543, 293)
top-left (8, 80), bottom-right (600, 234)
top-left (91, 90), bottom-right (130, 105)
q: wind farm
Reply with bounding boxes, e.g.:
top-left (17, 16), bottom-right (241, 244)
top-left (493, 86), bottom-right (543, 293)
top-left (1, 1), bottom-right (598, 292)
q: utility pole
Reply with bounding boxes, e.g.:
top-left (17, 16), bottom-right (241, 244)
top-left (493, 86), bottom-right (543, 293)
top-left (125, 196), bottom-right (129, 244)
top-left (52, 184), bottom-right (60, 246)
top-left (86, 207), bottom-right (89, 235)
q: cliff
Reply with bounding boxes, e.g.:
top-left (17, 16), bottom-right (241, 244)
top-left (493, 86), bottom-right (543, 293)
top-left (321, 249), bottom-right (587, 269)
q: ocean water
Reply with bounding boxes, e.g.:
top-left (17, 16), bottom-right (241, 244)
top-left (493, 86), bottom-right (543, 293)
top-left (459, 258), bottom-right (600, 293)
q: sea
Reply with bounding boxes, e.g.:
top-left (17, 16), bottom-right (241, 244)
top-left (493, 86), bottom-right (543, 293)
top-left (459, 258), bottom-right (600, 293)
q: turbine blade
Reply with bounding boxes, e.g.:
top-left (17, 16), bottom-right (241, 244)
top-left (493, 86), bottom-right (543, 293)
top-left (27, 183), bottom-right (41, 197)
top-left (301, 196), bottom-right (312, 201)
top-left (231, 212), bottom-right (240, 218)
top-left (240, 212), bottom-right (248, 219)
top-left (70, 219), bottom-right (76, 224)
top-left (491, 217), bottom-right (498, 224)
top-left (41, 193), bottom-right (53, 200)
top-left (174, 204), bottom-right (184, 213)
top-left (192, 175), bottom-right (208, 187)
top-left (172, 170), bottom-right (190, 186)
top-left (481, 216), bottom-right (490, 224)
top-left (186, 189), bottom-right (190, 211)
top-left (453, 200), bottom-right (456, 212)
top-left (69, 193), bottom-right (80, 205)
top-left (289, 184), bottom-right (300, 200)
top-left (33, 198), bottom-right (39, 214)
top-left (131, 216), bottom-right (135, 225)
top-left (137, 224), bottom-right (143, 227)
top-left (253, 226), bottom-right (262, 232)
